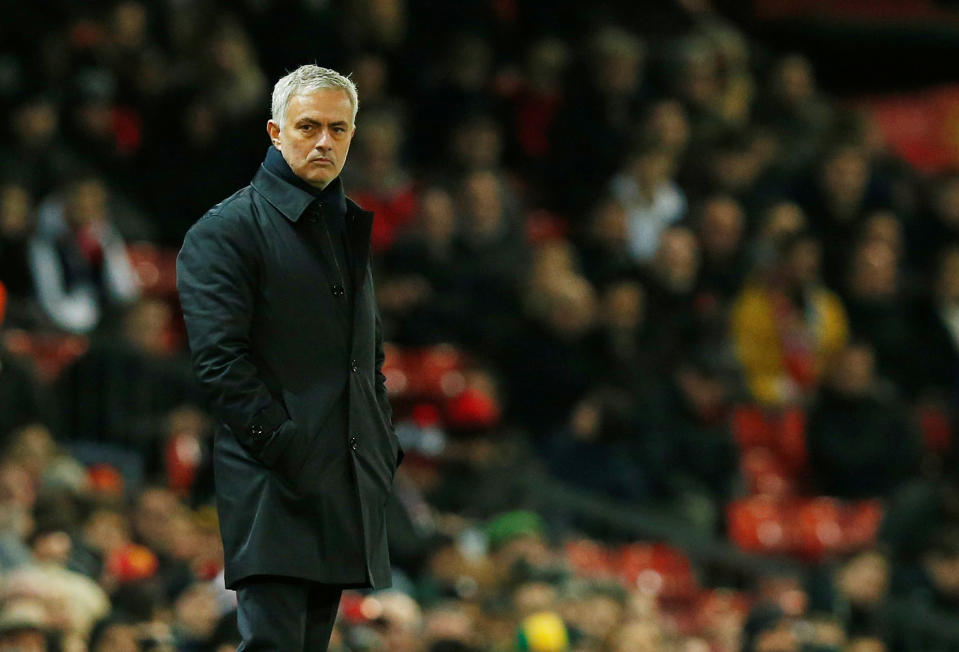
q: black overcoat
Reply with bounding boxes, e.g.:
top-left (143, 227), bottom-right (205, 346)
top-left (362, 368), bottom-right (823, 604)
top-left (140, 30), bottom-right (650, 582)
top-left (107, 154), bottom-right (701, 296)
top-left (176, 164), bottom-right (401, 589)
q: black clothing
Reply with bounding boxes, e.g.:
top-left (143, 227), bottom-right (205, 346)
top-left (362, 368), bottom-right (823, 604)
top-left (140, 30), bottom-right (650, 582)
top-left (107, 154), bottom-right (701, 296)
top-left (235, 577), bottom-right (340, 652)
top-left (807, 387), bottom-right (920, 499)
top-left (177, 156), bottom-right (402, 590)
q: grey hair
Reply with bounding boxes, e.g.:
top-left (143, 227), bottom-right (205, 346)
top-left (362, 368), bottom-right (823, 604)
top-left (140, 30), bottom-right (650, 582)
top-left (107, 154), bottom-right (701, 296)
top-left (270, 65), bottom-right (359, 128)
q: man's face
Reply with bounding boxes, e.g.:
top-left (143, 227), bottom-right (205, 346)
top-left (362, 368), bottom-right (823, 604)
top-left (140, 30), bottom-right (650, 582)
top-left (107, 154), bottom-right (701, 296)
top-left (267, 89), bottom-right (355, 189)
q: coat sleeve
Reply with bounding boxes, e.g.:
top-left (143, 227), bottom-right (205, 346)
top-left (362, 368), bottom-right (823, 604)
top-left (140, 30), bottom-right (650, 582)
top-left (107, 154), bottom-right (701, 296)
top-left (373, 284), bottom-right (403, 468)
top-left (176, 213), bottom-right (308, 477)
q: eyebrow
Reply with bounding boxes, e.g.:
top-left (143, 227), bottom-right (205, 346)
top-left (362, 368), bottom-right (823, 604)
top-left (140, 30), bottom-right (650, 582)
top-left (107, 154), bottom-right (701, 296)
top-left (296, 118), bottom-right (349, 127)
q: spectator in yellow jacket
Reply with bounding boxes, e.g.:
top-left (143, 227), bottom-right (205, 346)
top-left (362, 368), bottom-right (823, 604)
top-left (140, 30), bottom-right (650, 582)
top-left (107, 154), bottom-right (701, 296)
top-left (731, 232), bottom-right (848, 406)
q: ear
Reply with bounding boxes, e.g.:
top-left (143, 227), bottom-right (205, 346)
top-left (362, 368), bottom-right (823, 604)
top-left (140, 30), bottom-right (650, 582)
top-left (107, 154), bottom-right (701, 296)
top-left (267, 120), bottom-right (281, 149)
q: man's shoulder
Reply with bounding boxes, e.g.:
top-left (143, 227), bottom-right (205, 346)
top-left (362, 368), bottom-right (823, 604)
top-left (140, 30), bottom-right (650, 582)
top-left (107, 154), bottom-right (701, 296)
top-left (201, 185), bottom-right (258, 224)
top-left (179, 186), bottom-right (263, 250)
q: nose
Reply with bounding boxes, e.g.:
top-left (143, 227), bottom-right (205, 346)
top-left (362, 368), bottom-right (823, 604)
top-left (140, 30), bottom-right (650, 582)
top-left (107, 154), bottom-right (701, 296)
top-left (315, 128), bottom-right (332, 150)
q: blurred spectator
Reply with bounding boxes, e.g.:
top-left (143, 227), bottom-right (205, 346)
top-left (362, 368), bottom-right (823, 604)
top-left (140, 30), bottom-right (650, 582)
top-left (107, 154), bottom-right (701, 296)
top-left (640, 99), bottom-right (691, 160)
top-left (0, 94), bottom-right (79, 197)
top-left (505, 271), bottom-right (596, 437)
top-left (0, 598), bottom-right (54, 652)
top-left (54, 298), bottom-right (200, 457)
top-left (798, 143), bottom-right (891, 287)
top-left (415, 33), bottom-right (495, 169)
top-left (609, 145), bottom-right (686, 263)
top-left (0, 182), bottom-right (43, 328)
top-left (842, 238), bottom-right (916, 394)
top-left (380, 187), bottom-right (466, 345)
top-left (909, 172), bottom-right (959, 279)
top-left (807, 342), bottom-right (920, 498)
top-left (548, 27), bottom-right (646, 213)
top-left (510, 38), bottom-right (570, 183)
top-left (346, 109), bottom-right (417, 252)
top-left (912, 245), bottom-right (959, 399)
top-left (756, 54), bottom-right (833, 174)
top-left (808, 549), bottom-right (891, 640)
top-left (200, 20), bottom-right (266, 125)
top-left (910, 528), bottom-right (959, 611)
top-left (0, 283), bottom-right (43, 440)
top-left (641, 225), bottom-right (705, 368)
top-left (64, 68), bottom-right (140, 184)
top-left (546, 388), bottom-right (648, 502)
top-left (574, 197), bottom-right (639, 286)
top-left (749, 200), bottom-right (807, 272)
top-left (28, 176), bottom-right (140, 334)
top-left (639, 351), bottom-right (739, 532)
top-left (694, 194), bottom-right (749, 306)
top-left (452, 170), bottom-right (525, 350)
top-left (588, 278), bottom-right (654, 395)
top-left (731, 231), bottom-right (848, 405)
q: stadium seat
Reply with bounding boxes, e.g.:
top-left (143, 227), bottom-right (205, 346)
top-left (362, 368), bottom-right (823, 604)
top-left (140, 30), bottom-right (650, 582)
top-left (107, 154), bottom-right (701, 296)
top-left (741, 446), bottom-right (794, 497)
top-left (615, 542), bottom-right (698, 603)
top-left (2, 329), bottom-right (89, 383)
top-left (727, 496), bottom-right (793, 555)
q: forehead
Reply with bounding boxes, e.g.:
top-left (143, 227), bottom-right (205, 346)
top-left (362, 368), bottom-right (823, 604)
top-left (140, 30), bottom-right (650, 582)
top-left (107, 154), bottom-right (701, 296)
top-left (285, 88), bottom-right (353, 123)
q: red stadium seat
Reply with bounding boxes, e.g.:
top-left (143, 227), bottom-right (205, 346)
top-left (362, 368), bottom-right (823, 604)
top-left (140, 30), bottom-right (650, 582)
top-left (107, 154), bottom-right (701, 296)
top-left (777, 408), bottom-right (808, 473)
top-left (615, 542), bottom-right (698, 603)
top-left (741, 447), bottom-right (795, 497)
top-left (2, 329), bottom-right (90, 383)
top-left (732, 405), bottom-right (774, 449)
top-left (794, 497), bottom-right (843, 561)
top-left (727, 496), bottom-right (794, 555)
top-left (403, 345), bottom-right (466, 399)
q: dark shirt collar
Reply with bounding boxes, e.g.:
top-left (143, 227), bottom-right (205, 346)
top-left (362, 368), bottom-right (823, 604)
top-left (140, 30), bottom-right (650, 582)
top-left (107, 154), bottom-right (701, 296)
top-left (251, 146), bottom-right (347, 223)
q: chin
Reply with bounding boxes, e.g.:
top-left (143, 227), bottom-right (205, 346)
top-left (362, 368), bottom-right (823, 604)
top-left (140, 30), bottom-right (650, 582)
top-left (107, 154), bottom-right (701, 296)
top-left (301, 173), bottom-right (331, 188)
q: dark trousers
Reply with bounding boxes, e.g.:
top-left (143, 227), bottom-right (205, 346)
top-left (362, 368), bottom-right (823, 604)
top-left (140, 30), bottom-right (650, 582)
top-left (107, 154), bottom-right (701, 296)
top-left (235, 576), bottom-right (342, 651)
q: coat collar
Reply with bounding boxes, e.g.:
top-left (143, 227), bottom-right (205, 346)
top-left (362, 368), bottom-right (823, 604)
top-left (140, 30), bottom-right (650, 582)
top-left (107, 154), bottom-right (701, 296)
top-left (250, 160), bottom-right (351, 224)
top-left (251, 163), bottom-right (375, 289)
top-left (250, 164), bottom-right (315, 223)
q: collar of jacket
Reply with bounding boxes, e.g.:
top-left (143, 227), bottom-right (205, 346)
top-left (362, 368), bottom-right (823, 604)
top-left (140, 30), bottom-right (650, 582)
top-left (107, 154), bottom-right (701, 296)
top-left (250, 163), bottom-right (352, 224)
top-left (250, 163), bottom-right (375, 289)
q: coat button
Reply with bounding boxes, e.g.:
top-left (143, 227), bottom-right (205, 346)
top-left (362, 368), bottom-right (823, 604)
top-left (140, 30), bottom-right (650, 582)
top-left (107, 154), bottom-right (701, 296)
top-left (331, 284), bottom-right (344, 297)
top-left (350, 435), bottom-right (358, 451)
top-left (350, 360), bottom-right (358, 373)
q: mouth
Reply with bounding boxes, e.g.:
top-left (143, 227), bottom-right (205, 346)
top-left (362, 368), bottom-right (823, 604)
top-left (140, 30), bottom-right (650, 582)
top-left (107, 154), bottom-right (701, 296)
top-left (310, 157), bottom-right (333, 165)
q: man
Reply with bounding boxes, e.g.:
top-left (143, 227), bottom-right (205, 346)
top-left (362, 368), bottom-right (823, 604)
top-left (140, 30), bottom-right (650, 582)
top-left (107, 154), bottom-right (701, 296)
top-left (176, 65), bottom-right (402, 651)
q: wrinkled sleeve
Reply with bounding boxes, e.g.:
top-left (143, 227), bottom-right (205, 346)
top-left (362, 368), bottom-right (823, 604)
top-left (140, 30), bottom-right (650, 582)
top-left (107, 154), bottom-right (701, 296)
top-left (176, 214), bottom-right (306, 475)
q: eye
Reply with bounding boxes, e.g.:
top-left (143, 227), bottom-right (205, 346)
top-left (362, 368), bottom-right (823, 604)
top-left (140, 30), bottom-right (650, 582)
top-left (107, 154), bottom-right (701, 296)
top-left (333, 126), bottom-right (347, 134)
top-left (299, 124), bottom-right (313, 132)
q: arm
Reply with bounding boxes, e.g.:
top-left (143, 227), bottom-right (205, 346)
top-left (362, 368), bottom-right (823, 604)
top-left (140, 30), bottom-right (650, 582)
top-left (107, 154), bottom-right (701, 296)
top-left (28, 238), bottom-right (99, 333)
top-left (176, 214), bottom-right (306, 475)
top-left (100, 223), bottom-right (141, 304)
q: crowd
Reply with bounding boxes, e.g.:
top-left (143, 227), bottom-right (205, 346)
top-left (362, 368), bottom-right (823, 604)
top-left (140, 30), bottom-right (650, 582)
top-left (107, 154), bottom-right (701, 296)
top-left (1, 0), bottom-right (959, 650)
